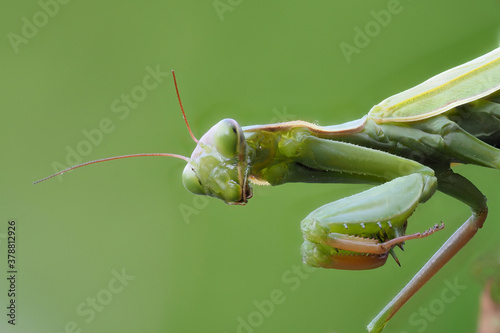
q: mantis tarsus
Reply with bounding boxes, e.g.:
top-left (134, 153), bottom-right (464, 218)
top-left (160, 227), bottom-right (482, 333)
top-left (36, 46), bottom-right (500, 332)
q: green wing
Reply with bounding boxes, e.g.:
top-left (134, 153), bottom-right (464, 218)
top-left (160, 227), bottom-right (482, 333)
top-left (369, 47), bottom-right (500, 123)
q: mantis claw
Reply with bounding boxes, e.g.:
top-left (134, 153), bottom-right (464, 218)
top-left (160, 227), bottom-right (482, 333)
top-left (301, 174), bottom-right (440, 270)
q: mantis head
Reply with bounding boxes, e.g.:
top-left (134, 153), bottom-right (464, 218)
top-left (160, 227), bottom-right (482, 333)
top-left (34, 71), bottom-right (252, 204)
top-left (182, 118), bottom-right (252, 205)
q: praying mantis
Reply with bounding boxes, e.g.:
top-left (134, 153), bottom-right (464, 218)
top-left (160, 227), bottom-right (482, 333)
top-left (36, 46), bottom-right (500, 332)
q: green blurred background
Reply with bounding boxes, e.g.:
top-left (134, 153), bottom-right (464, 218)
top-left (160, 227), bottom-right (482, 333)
top-left (1, 1), bottom-right (500, 332)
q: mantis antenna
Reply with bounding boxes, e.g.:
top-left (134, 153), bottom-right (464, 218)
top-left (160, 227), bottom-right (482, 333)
top-left (172, 69), bottom-right (198, 144)
top-left (33, 70), bottom-right (196, 185)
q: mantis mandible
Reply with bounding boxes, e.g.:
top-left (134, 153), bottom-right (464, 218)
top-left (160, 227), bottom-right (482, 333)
top-left (36, 46), bottom-right (500, 332)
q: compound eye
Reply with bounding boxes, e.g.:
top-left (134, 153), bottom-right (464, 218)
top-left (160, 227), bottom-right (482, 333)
top-left (181, 164), bottom-right (205, 195)
top-left (213, 119), bottom-right (239, 159)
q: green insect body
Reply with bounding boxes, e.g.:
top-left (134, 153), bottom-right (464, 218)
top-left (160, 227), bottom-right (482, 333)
top-left (37, 47), bottom-right (500, 332)
top-left (180, 47), bottom-right (499, 332)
